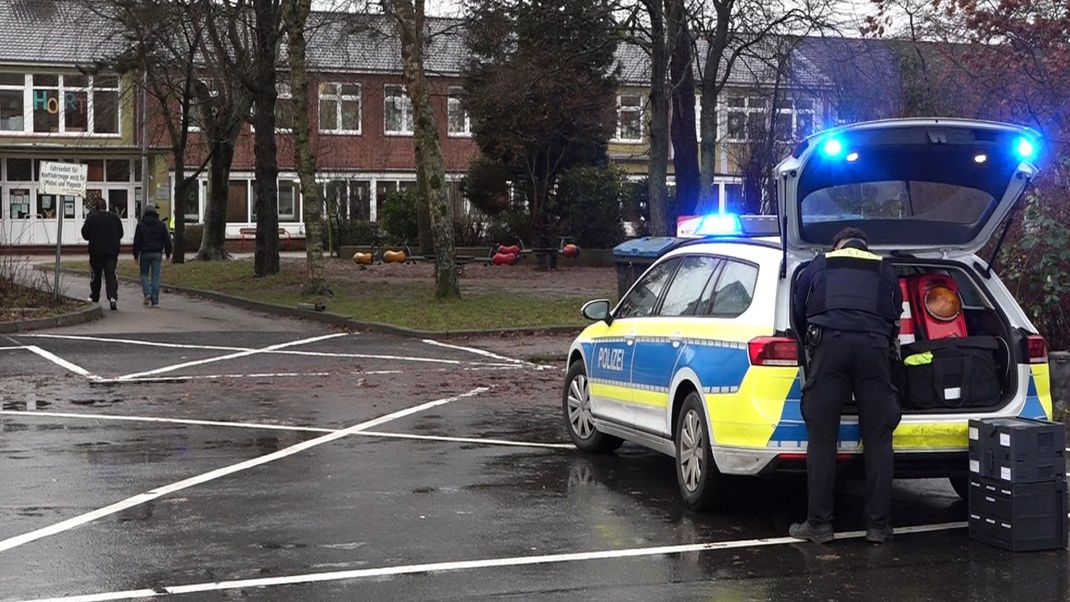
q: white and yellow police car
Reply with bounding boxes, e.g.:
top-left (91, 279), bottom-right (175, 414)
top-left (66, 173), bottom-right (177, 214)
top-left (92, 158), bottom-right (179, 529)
top-left (564, 118), bottom-right (1054, 510)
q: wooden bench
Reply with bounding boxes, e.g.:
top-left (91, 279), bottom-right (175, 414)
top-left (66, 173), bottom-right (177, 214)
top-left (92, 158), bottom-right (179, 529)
top-left (239, 227), bottom-right (292, 251)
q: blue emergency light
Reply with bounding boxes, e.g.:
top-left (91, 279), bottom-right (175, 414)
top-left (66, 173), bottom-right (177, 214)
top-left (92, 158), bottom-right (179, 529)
top-left (695, 213), bottom-right (743, 236)
top-left (820, 137), bottom-right (844, 158)
top-left (1014, 136), bottom-right (1037, 160)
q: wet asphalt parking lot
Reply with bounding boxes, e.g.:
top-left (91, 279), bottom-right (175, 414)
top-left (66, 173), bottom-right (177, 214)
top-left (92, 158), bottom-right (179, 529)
top-left (1, 325), bottom-right (1068, 601)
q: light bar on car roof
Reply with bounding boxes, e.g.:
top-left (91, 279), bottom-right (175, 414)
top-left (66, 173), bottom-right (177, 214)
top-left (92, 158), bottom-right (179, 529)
top-left (676, 213), bottom-right (779, 239)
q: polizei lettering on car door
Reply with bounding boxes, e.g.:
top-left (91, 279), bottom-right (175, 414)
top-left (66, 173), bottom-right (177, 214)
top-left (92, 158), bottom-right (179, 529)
top-left (598, 347), bottom-right (626, 372)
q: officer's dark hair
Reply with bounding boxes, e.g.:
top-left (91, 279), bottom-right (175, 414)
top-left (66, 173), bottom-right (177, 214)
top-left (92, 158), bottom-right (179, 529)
top-left (833, 227), bottom-right (869, 249)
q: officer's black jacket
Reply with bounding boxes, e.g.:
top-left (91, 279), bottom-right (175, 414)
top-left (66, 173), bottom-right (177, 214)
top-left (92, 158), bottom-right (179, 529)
top-left (792, 245), bottom-right (902, 340)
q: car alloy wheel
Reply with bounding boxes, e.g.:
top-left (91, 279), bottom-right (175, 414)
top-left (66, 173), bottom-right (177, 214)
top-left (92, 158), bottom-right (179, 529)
top-left (567, 373), bottom-right (594, 439)
top-left (679, 408), bottom-right (705, 492)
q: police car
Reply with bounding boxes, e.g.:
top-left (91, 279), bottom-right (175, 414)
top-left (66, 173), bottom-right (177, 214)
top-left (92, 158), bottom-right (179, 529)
top-left (564, 118), bottom-right (1054, 510)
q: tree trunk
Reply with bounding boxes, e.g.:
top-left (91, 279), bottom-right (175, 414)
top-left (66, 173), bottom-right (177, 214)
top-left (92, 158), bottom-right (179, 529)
top-left (252, 0), bottom-right (281, 277)
top-left (197, 121), bottom-right (239, 261)
top-left (645, 0), bottom-right (670, 237)
top-left (668, 0), bottom-right (700, 217)
top-left (697, 9), bottom-right (731, 213)
top-left (173, 158), bottom-right (188, 264)
top-left (284, 0), bottom-right (329, 295)
top-left (390, 0), bottom-right (459, 298)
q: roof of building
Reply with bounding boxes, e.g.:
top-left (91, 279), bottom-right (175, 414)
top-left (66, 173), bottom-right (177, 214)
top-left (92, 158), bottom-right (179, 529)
top-left (0, 0), bottom-right (883, 90)
top-left (0, 0), bottom-right (126, 66)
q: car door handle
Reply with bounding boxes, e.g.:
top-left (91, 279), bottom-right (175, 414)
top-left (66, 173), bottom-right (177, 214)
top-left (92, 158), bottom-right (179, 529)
top-left (670, 334), bottom-right (683, 348)
top-left (624, 333), bottom-right (636, 345)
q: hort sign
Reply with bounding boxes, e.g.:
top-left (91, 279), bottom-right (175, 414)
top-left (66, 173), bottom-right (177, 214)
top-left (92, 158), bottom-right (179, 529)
top-left (40, 161), bottom-right (88, 197)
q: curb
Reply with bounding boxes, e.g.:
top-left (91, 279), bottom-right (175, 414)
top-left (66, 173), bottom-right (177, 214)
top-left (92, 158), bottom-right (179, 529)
top-left (0, 298), bottom-right (103, 334)
top-left (48, 266), bottom-right (584, 340)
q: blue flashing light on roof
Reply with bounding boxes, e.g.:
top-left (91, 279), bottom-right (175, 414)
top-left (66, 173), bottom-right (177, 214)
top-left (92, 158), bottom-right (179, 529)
top-left (821, 137), bottom-right (844, 158)
top-left (1014, 136), bottom-right (1037, 160)
top-left (695, 213), bottom-right (743, 237)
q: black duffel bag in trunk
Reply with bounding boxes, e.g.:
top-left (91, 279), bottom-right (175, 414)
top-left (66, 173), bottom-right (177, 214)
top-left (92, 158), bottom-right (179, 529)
top-left (901, 336), bottom-right (1002, 410)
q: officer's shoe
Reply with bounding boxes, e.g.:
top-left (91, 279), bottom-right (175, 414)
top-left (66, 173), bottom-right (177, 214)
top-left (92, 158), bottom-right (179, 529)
top-left (865, 526), bottom-right (894, 544)
top-left (789, 521), bottom-right (835, 544)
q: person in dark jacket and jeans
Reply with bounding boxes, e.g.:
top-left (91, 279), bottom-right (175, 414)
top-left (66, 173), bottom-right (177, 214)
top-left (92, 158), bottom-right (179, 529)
top-left (133, 204), bottom-right (173, 307)
top-left (80, 195), bottom-right (123, 311)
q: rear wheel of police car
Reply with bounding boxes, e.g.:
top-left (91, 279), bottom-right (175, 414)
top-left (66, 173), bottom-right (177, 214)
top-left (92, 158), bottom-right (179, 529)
top-left (563, 361), bottom-right (623, 453)
top-left (676, 391), bottom-right (722, 511)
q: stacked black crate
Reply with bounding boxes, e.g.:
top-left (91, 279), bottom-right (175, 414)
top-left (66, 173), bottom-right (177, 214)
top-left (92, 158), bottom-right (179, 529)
top-left (968, 417), bottom-right (1068, 551)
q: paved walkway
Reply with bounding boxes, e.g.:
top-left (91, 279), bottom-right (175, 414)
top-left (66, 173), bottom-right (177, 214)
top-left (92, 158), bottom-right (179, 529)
top-left (22, 255), bottom-right (319, 335)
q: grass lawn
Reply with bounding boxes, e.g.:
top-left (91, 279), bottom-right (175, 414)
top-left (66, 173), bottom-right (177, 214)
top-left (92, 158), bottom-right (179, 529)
top-left (67, 258), bottom-right (606, 331)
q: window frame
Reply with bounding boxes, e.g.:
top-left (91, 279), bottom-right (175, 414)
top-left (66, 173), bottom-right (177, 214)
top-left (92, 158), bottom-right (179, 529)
top-left (275, 80), bottom-right (294, 133)
top-left (0, 72), bottom-right (123, 137)
top-left (383, 84), bottom-right (414, 136)
top-left (318, 81), bottom-right (362, 135)
top-left (724, 94), bottom-right (817, 144)
top-left (612, 93), bottom-right (644, 144)
top-left (446, 86), bottom-right (471, 138)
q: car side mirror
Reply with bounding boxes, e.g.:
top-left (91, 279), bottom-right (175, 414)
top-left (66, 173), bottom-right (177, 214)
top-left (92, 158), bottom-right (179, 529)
top-left (582, 299), bottom-right (612, 324)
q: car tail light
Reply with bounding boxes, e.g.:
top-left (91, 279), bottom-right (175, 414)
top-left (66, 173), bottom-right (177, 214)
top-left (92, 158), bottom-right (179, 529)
top-left (923, 286), bottom-right (962, 322)
top-left (748, 337), bottom-right (798, 366)
top-left (1026, 335), bottom-right (1048, 364)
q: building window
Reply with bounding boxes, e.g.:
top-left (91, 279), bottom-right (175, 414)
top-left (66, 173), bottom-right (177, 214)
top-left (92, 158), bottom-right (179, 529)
top-left (384, 85), bottom-right (414, 135)
top-left (614, 94), bottom-right (643, 142)
top-left (4, 73), bottom-right (122, 135)
top-left (0, 73), bottom-right (25, 131)
top-left (93, 75), bottom-right (120, 134)
top-left (725, 96), bottom-right (766, 142)
top-left (10, 188), bottom-right (30, 219)
top-left (319, 82), bottom-right (361, 134)
top-left (447, 87), bottom-right (470, 137)
top-left (726, 95), bottom-right (816, 142)
top-left (275, 81), bottom-right (293, 131)
top-left (278, 180), bottom-right (299, 221)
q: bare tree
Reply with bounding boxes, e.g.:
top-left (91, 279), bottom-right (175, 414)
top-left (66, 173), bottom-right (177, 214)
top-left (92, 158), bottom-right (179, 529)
top-left (382, 0), bottom-right (459, 298)
top-left (690, 0), bottom-right (831, 212)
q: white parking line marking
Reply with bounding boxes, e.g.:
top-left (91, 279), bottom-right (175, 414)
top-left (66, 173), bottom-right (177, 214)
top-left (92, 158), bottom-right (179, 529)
top-left (0, 345), bottom-right (27, 351)
top-left (23, 345), bottom-right (97, 379)
top-left (0, 409), bottom-right (571, 450)
top-left (18, 521), bottom-right (966, 601)
top-left (19, 333), bottom-right (517, 369)
top-left (0, 386), bottom-right (489, 554)
top-left (96, 372), bottom-right (333, 384)
top-left (422, 339), bottom-right (526, 365)
top-left (0, 410), bottom-right (336, 434)
top-left (355, 431), bottom-right (574, 449)
top-left (20, 334), bottom-right (246, 352)
top-left (116, 333), bottom-right (348, 380)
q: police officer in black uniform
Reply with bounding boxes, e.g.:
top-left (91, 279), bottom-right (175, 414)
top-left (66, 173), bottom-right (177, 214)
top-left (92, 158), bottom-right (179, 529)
top-left (789, 227), bottom-right (902, 544)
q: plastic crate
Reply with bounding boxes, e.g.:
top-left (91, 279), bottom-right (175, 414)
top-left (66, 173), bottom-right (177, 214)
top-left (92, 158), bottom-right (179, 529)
top-left (968, 417), bottom-right (1066, 483)
top-left (968, 477), bottom-right (1068, 552)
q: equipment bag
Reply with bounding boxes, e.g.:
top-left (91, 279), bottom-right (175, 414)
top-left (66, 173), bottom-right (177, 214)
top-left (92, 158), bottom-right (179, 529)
top-left (901, 336), bottom-right (1001, 409)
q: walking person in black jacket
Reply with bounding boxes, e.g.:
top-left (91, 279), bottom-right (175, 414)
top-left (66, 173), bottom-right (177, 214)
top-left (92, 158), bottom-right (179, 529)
top-left (80, 195), bottom-right (123, 311)
top-left (133, 204), bottom-right (173, 307)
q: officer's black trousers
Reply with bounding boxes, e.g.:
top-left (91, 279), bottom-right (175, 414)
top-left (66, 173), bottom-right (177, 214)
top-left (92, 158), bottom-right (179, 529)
top-left (802, 330), bottom-right (901, 529)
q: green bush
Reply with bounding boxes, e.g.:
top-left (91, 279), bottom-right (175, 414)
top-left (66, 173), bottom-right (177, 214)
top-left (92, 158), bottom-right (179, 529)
top-left (999, 191), bottom-right (1070, 351)
top-left (379, 189), bottom-right (420, 245)
top-left (555, 165), bottom-right (627, 248)
top-left (453, 213), bottom-right (486, 247)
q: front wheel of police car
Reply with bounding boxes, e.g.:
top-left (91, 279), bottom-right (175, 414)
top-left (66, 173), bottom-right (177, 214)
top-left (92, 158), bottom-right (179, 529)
top-left (675, 391), bottom-right (722, 511)
top-left (563, 361), bottom-right (623, 453)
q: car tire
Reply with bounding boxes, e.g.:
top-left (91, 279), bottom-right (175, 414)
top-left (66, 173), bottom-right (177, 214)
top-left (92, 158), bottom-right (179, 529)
top-left (563, 361), bottom-right (623, 453)
top-left (675, 391), bottom-right (721, 511)
top-left (949, 476), bottom-right (970, 501)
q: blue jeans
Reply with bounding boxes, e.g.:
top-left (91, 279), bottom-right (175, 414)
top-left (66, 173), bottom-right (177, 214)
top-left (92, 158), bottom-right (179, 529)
top-left (139, 253), bottom-right (163, 305)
